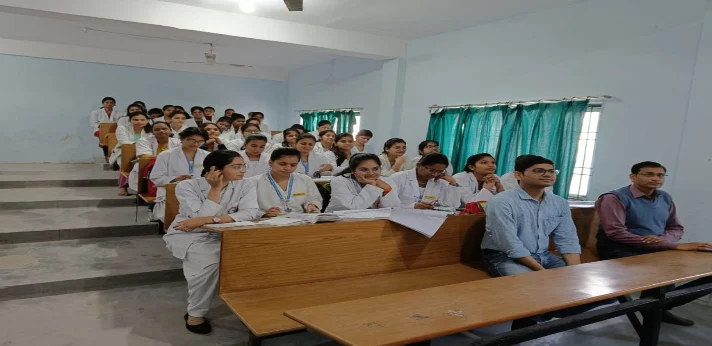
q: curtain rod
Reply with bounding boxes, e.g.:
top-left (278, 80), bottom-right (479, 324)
top-left (295, 107), bottom-right (363, 112)
top-left (428, 95), bottom-right (612, 110)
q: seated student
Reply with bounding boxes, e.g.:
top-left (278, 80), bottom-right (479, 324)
top-left (250, 148), bottom-right (323, 216)
top-left (238, 134), bottom-right (270, 178)
top-left (596, 161), bottom-right (712, 326)
top-left (147, 108), bottom-right (164, 124)
top-left (249, 111), bottom-right (271, 134)
top-left (204, 106), bottom-right (216, 122)
top-left (391, 153), bottom-right (461, 209)
top-left (245, 117), bottom-right (272, 139)
top-left (351, 129), bottom-right (375, 154)
top-left (90, 96), bottom-right (122, 159)
top-left (224, 108), bottom-right (235, 117)
top-left (201, 123), bottom-right (227, 152)
top-left (129, 121), bottom-right (181, 192)
top-left (324, 133), bottom-right (354, 175)
top-left (168, 111), bottom-right (189, 137)
top-left (500, 155), bottom-right (554, 193)
top-left (453, 153), bottom-right (504, 204)
top-left (175, 106), bottom-right (186, 112)
top-left (187, 106), bottom-right (211, 128)
top-left (133, 101), bottom-right (147, 111)
top-left (268, 127), bottom-right (300, 153)
top-left (224, 113), bottom-right (246, 141)
top-left (326, 153), bottom-right (400, 212)
top-left (224, 123), bottom-right (261, 152)
top-left (109, 111), bottom-right (151, 196)
top-left (116, 103), bottom-right (143, 127)
top-left (271, 123), bottom-right (305, 144)
top-left (294, 133), bottom-right (334, 177)
top-left (406, 140), bottom-right (453, 175)
top-left (161, 105), bottom-right (175, 123)
top-left (309, 120), bottom-right (332, 138)
top-left (150, 127), bottom-right (210, 223)
top-left (378, 138), bottom-right (409, 177)
top-left (313, 130), bottom-right (336, 153)
top-left (214, 116), bottom-right (232, 136)
top-left (164, 150), bottom-right (259, 335)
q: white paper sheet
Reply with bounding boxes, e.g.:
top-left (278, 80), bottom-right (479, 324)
top-left (333, 208), bottom-right (393, 219)
top-left (204, 221), bottom-right (257, 228)
top-left (568, 200), bottom-right (595, 208)
top-left (286, 212), bottom-right (340, 224)
top-left (388, 208), bottom-right (450, 238)
top-left (259, 217), bottom-right (306, 226)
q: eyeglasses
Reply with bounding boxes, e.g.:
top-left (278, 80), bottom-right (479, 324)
top-left (226, 164), bottom-right (247, 172)
top-left (422, 167), bottom-right (447, 175)
top-left (638, 173), bottom-right (668, 178)
top-left (355, 167), bottom-right (381, 174)
top-left (184, 139), bottom-right (206, 145)
top-left (528, 168), bottom-right (560, 176)
top-left (424, 145), bottom-right (440, 149)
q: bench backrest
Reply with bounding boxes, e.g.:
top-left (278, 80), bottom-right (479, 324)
top-left (571, 207), bottom-right (599, 253)
top-left (120, 144), bottom-right (137, 175)
top-left (107, 133), bottom-right (118, 154)
top-left (99, 123), bottom-right (117, 146)
top-left (271, 130), bottom-right (281, 136)
top-left (136, 156), bottom-right (154, 195)
top-left (164, 183), bottom-right (179, 230)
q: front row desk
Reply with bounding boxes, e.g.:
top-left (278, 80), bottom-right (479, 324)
top-left (172, 201), bottom-right (712, 346)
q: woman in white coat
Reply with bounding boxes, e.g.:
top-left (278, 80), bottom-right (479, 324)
top-left (128, 121), bottom-right (181, 192)
top-left (267, 127), bottom-right (300, 154)
top-left (326, 153), bottom-right (401, 212)
top-left (453, 153), bottom-right (504, 205)
top-left (150, 127), bottom-right (210, 223)
top-left (312, 130), bottom-right (336, 154)
top-left (294, 133), bottom-right (334, 177)
top-left (90, 97), bottom-right (123, 159)
top-left (378, 138), bottom-right (409, 177)
top-left (323, 133), bottom-right (355, 175)
top-left (391, 153), bottom-right (462, 209)
top-left (238, 134), bottom-right (270, 178)
top-left (116, 103), bottom-right (143, 127)
top-left (351, 129), bottom-right (375, 155)
top-left (168, 111), bottom-right (189, 137)
top-left (406, 140), bottom-right (453, 175)
top-left (224, 123), bottom-right (261, 152)
top-left (250, 148), bottom-right (323, 217)
top-left (109, 111), bottom-right (151, 196)
top-left (164, 150), bottom-right (260, 334)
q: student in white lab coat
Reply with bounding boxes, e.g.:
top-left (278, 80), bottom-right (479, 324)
top-left (323, 133), bottom-right (354, 175)
top-left (188, 106), bottom-right (212, 128)
top-left (201, 123), bottom-right (228, 152)
top-left (453, 153), bottom-right (504, 205)
top-left (90, 97), bottom-right (123, 158)
top-left (313, 130), bottom-right (336, 154)
top-left (223, 113), bottom-right (246, 142)
top-left (203, 106), bottom-right (216, 123)
top-left (164, 150), bottom-right (260, 335)
top-left (250, 148), bottom-right (323, 216)
top-left (215, 117), bottom-right (233, 137)
top-left (245, 118), bottom-right (272, 140)
top-left (224, 123), bottom-right (262, 152)
top-left (268, 127), bottom-right (300, 153)
top-left (325, 153), bottom-right (401, 212)
top-left (249, 111), bottom-right (272, 134)
top-left (150, 127), bottom-right (210, 223)
top-left (309, 120), bottom-right (332, 138)
top-left (168, 111), bottom-right (189, 137)
top-left (271, 124), bottom-right (305, 145)
top-left (109, 111), bottom-right (151, 196)
top-left (406, 140), bottom-right (453, 175)
top-left (147, 108), bottom-right (164, 124)
top-left (128, 121), bottom-right (181, 192)
top-left (294, 133), bottom-right (334, 177)
top-left (378, 138), bottom-right (409, 177)
top-left (500, 154), bottom-right (555, 193)
top-left (116, 103), bottom-right (143, 127)
top-left (238, 134), bottom-right (270, 178)
top-left (351, 129), bottom-right (375, 155)
top-left (161, 105), bottom-right (175, 123)
top-left (391, 153), bottom-right (462, 209)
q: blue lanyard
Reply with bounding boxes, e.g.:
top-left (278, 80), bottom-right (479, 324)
top-left (300, 160), bottom-right (310, 175)
top-left (267, 172), bottom-right (294, 204)
top-left (184, 153), bottom-right (195, 175)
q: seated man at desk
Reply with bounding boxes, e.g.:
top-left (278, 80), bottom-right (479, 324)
top-left (596, 161), bottom-right (712, 326)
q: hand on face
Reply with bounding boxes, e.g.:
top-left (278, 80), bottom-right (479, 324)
top-left (205, 167), bottom-right (226, 189)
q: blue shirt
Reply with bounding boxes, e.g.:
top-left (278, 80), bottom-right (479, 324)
top-left (481, 188), bottom-right (581, 259)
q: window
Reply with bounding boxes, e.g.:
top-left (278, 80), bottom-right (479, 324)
top-left (568, 105), bottom-right (601, 200)
top-left (298, 112), bottom-right (361, 136)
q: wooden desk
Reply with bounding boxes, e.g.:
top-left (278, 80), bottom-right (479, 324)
top-left (107, 133), bottom-right (118, 156)
top-left (99, 123), bottom-right (117, 146)
top-left (136, 156), bottom-right (155, 203)
top-left (120, 144), bottom-right (137, 176)
top-left (164, 183), bottom-right (178, 230)
top-left (285, 251), bottom-right (712, 346)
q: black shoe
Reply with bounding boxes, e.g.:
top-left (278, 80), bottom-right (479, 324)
top-left (184, 313), bottom-right (213, 334)
top-left (662, 311), bottom-right (695, 326)
top-left (511, 317), bottom-right (538, 330)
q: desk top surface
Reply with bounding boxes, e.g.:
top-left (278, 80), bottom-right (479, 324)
top-left (284, 250), bottom-right (712, 346)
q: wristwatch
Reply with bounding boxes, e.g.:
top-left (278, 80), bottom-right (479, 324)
top-left (213, 216), bottom-right (221, 224)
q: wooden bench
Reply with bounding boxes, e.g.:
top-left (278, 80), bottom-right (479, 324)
top-left (107, 133), bottom-right (118, 160)
top-left (164, 183), bottom-right (179, 231)
top-left (120, 144), bottom-right (137, 176)
top-left (99, 122), bottom-right (117, 147)
top-left (136, 156), bottom-right (156, 204)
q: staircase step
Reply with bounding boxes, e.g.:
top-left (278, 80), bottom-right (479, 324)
top-left (0, 187), bottom-right (135, 210)
top-left (0, 236), bottom-right (182, 300)
top-left (0, 207), bottom-right (157, 244)
top-left (0, 170), bottom-right (117, 189)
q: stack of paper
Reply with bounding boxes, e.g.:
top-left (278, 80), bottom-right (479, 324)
top-left (259, 217), bottom-right (306, 226)
top-left (334, 209), bottom-right (392, 219)
top-left (204, 221), bottom-right (257, 228)
top-left (388, 208), bottom-right (450, 238)
top-left (286, 212), bottom-right (341, 224)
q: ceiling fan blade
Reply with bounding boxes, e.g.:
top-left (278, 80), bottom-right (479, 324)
top-left (283, 0), bottom-right (303, 11)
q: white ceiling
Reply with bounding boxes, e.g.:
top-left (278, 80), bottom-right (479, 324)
top-left (160, 0), bottom-right (586, 40)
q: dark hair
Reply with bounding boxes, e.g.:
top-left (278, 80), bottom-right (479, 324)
top-left (317, 120), bottom-right (332, 127)
top-left (241, 123), bottom-right (261, 135)
top-left (318, 130), bottom-right (336, 141)
top-left (330, 133), bottom-right (354, 166)
top-left (148, 108), bottom-right (162, 117)
top-left (151, 120), bottom-right (170, 130)
top-left (128, 110), bottom-right (148, 120)
top-left (631, 161), bottom-right (666, 174)
top-left (282, 128), bottom-right (300, 147)
top-left (126, 103), bottom-right (142, 114)
top-left (162, 105), bottom-right (174, 111)
top-left (205, 106), bottom-right (215, 111)
top-left (245, 134), bottom-right (268, 145)
top-left (216, 116), bottom-right (232, 124)
top-left (101, 97), bottom-right (116, 104)
top-left (464, 153), bottom-right (495, 173)
top-left (190, 106), bottom-right (204, 114)
top-left (225, 108), bottom-right (235, 113)
top-left (514, 155), bottom-right (554, 173)
top-left (290, 124), bottom-right (305, 131)
top-left (201, 150), bottom-right (242, 177)
top-left (336, 153), bottom-right (380, 177)
top-left (250, 111), bottom-right (264, 118)
top-left (203, 122), bottom-right (219, 131)
top-left (383, 138), bottom-right (406, 154)
top-left (168, 110), bottom-right (188, 119)
top-left (356, 129), bottom-right (373, 138)
top-left (419, 153), bottom-right (449, 167)
top-left (133, 101), bottom-right (146, 109)
top-left (179, 127), bottom-right (208, 140)
top-left (296, 133), bottom-right (317, 144)
top-left (418, 140), bottom-right (439, 155)
top-left (246, 118), bottom-right (261, 126)
top-left (231, 113), bottom-right (246, 121)
top-left (270, 147), bottom-right (300, 162)
top-left (175, 106), bottom-right (185, 111)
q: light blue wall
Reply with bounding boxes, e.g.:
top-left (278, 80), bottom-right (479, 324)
top-left (0, 54), bottom-right (287, 163)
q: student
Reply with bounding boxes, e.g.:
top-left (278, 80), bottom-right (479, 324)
top-left (148, 108), bottom-right (164, 123)
top-left (249, 111), bottom-right (271, 134)
top-left (391, 153), bottom-right (461, 209)
top-left (453, 153), bottom-right (504, 204)
top-left (270, 127), bottom-right (300, 152)
top-left (313, 130), bottom-right (336, 153)
top-left (204, 106), bottom-right (216, 122)
top-left (188, 106), bottom-right (211, 128)
top-left (294, 133), bottom-right (334, 177)
top-left (129, 121), bottom-right (181, 192)
top-left (245, 118), bottom-right (272, 139)
top-left (224, 108), bottom-right (235, 117)
top-left (272, 124), bottom-right (305, 144)
top-left (164, 150), bottom-right (259, 334)
top-left (90, 96), bottom-right (122, 158)
top-left (326, 153), bottom-right (400, 212)
top-left (250, 148), bottom-right (322, 216)
top-left (162, 105), bottom-right (175, 122)
top-left (215, 116), bottom-right (232, 135)
top-left (225, 123), bottom-right (261, 152)
top-left (168, 111), bottom-right (189, 137)
top-left (117, 103), bottom-right (144, 127)
top-left (378, 138), bottom-right (409, 177)
top-left (175, 106), bottom-right (186, 112)
top-left (225, 113), bottom-right (247, 141)
top-left (133, 101), bottom-right (147, 111)
top-left (351, 129), bottom-right (375, 154)
top-left (324, 133), bottom-right (354, 175)
top-left (238, 134), bottom-right (270, 178)
top-left (201, 123), bottom-right (227, 152)
top-left (150, 127), bottom-right (210, 223)
top-left (500, 155), bottom-right (554, 193)
top-left (110, 111), bottom-right (151, 196)
top-left (596, 161), bottom-right (712, 326)
top-left (406, 140), bottom-right (453, 175)
top-left (309, 120), bottom-right (332, 138)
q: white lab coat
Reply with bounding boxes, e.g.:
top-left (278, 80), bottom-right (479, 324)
top-left (325, 175), bottom-right (401, 212)
top-left (163, 178), bottom-right (259, 318)
top-left (171, 125), bottom-right (188, 137)
top-left (500, 172), bottom-right (554, 193)
top-left (108, 125), bottom-right (151, 166)
top-left (295, 152), bottom-right (336, 176)
top-left (378, 153), bottom-right (410, 177)
top-left (323, 151), bottom-right (349, 175)
top-left (238, 150), bottom-right (270, 178)
top-left (185, 118), bottom-right (212, 128)
top-left (89, 109), bottom-right (123, 131)
top-left (453, 172), bottom-right (499, 205)
top-left (312, 142), bottom-right (334, 154)
top-left (249, 173), bottom-right (323, 215)
top-left (406, 156), bottom-right (454, 175)
top-left (260, 123), bottom-right (271, 134)
top-left (390, 169), bottom-right (461, 209)
top-left (128, 136), bottom-right (181, 192)
top-left (351, 144), bottom-right (375, 155)
top-left (149, 147), bottom-right (209, 222)
top-left (272, 133), bottom-right (284, 145)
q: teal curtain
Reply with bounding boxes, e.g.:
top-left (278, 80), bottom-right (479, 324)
top-left (300, 110), bottom-right (357, 134)
top-left (333, 110), bottom-right (356, 134)
top-left (426, 108), bottom-right (464, 161)
top-left (455, 106), bottom-right (507, 173)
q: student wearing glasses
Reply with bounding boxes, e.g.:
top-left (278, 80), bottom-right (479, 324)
top-left (406, 140), bottom-right (453, 175)
top-left (596, 161), bottom-right (712, 327)
top-left (500, 155), bottom-right (554, 193)
top-left (390, 153), bottom-right (461, 209)
top-left (326, 153), bottom-right (401, 212)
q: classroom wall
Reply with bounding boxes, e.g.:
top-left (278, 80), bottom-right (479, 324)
top-left (0, 54), bottom-right (287, 163)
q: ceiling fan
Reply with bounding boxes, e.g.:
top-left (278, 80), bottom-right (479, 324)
top-left (172, 44), bottom-right (252, 68)
top-left (283, 0), bottom-right (303, 11)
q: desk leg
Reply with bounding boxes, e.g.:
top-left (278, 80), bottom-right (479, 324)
top-left (618, 295), bottom-right (643, 337)
top-left (248, 333), bottom-right (262, 346)
top-left (639, 288), bottom-right (664, 346)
